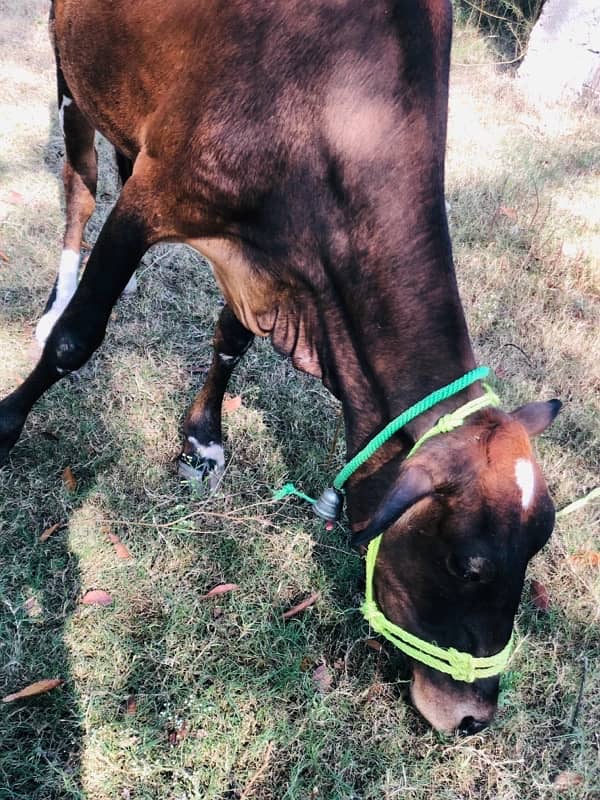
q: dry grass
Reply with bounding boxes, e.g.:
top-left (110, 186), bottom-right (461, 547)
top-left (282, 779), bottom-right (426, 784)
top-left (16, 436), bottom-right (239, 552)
top-left (0, 4), bottom-right (598, 799)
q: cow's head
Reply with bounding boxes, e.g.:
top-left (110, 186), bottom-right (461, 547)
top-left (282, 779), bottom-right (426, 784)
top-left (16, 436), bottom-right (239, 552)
top-left (353, 399), bottom-right (560, 734)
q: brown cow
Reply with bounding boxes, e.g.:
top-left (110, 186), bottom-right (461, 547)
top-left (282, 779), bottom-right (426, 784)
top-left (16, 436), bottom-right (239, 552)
top-left (0, 0), bottom-right (560, 733)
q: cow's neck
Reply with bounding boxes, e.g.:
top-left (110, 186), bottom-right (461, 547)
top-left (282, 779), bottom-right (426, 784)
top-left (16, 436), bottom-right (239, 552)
top-left (320, 236), bottom-right (480, 500)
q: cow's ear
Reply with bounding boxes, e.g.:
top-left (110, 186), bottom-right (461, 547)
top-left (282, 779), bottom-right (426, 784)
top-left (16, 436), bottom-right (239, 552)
top-left (351, 466), bottom-right (433, 548)
top-left (511, 399), bottom-right (561, 436)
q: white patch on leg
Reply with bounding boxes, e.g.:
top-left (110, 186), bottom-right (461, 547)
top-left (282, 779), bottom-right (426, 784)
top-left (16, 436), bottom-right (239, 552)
top-left (35, 248), bottom-right (81, 347)
top-left (515, 458), bottom-right (535, 511)
top-left (218, 352), bottom-right (235, 364)
top-left (58, 95), bottom-right (73, 135)
top-left (187, 437), bottom-right (225, 468)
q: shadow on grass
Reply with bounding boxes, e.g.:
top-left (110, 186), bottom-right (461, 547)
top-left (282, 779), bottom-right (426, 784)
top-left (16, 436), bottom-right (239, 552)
top-left (0, 471), bottom-right (84, 798)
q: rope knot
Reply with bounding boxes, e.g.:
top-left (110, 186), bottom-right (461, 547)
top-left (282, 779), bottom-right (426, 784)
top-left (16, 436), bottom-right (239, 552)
top-left (435, 413), bottom-right (460, 434)
top-left (361, 601), bottom-right (386, 630)
top-left (447, 648), bottom-right (476, 683)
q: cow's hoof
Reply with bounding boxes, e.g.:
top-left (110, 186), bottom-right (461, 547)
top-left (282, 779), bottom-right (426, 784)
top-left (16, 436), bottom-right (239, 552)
top-left (177, 451), bottom-right (223, 491)
top-left (0, 408), bottom-right (25, 466)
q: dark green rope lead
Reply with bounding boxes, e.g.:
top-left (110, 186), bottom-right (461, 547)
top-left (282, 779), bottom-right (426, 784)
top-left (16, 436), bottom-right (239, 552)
top-left (332, 366), bottom-right (490, 490)
top-left (273, 366), bottom-right (492, 512)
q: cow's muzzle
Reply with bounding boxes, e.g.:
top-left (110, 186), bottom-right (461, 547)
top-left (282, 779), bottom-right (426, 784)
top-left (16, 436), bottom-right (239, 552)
top-left (410, 667), bottom-right (499, 734)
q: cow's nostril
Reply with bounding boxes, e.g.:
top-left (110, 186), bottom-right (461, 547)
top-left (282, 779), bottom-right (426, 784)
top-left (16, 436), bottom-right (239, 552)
top-left (457, 716), bottom-right (488, 736)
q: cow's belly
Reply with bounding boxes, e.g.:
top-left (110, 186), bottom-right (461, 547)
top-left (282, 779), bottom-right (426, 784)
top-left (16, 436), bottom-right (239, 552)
top-left (187, 237), bottom-right (323, 379)
top-left (187, 238), bottom-right (278, 338)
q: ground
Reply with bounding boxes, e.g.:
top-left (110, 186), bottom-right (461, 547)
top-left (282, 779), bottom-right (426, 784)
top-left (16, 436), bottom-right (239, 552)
top-left (0, 3), bottom-right (598, 799)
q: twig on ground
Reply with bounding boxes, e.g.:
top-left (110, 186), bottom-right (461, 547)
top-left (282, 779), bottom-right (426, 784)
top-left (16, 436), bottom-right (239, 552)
top-left (552, 657), bottom-right (588, 777)
top-left (499, 341), bottom-right (533, 367)
top-left (569, 657), bottom-right (587, 730)
top-left (239, 741), bottom-right (274, 800)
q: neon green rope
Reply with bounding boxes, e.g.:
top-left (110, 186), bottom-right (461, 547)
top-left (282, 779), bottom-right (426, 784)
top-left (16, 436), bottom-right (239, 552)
top-left (275, 367), bottom-right (493, 503)
top-left (362, 534), bottom-right (513, 682)
top-left (556, 487), bottom-right (600, 519)
top-left (359, 379), bottom-right (511, 682)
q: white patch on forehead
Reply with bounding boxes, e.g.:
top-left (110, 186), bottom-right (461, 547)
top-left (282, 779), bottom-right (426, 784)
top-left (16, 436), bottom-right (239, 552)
top-left (515, 458), bottom-right (535, 511)
top-left (58, 95), bottom-right (73, 135)
top-left (187, 437), bottom-right (225, 468)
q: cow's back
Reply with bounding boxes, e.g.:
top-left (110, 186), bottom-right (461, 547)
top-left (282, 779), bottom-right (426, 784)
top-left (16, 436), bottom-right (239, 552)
top-left (53, 0), bottom-right (450, 170)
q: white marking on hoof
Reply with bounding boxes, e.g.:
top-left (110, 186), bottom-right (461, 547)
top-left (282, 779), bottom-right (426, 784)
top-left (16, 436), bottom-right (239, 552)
top-left (515, 458), bottom-right (535, 511)
top-left (35, 249), bottom-right (81, 347)
top-left (122, 274), bottom-right (138, 295)
top-left (58, 95), bottom-right (73, 135)
top-left (187, 437), bottom-right (225, 469)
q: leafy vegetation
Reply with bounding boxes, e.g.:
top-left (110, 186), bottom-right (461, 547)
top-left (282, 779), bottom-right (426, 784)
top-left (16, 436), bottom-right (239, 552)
top-left (453, 0), bottom-right (545, 63)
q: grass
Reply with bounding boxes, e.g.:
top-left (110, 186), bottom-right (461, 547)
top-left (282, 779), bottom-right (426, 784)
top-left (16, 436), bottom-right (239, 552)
top-left (0, 3), bottom-right (598, 799)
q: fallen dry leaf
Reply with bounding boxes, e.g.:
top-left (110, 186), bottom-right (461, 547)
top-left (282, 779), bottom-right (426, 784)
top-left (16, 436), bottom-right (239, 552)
top-left (2, 678), bottom-right (63, 703)
top-left (23, 596), bottom-right (43, 618)
top-left (222, 394), bottom-right (242, 414)
top-left (8, 190), bottom-right (25, 205)
top-left (551, 771), bottom-right (584, 790)
top-left (40, 522), bottom-right (63, 542)
top-left (282, 591), bottom-right (320, 619)
top-left (105, 531), bottom-right (133, 560)
top-left (113, 541), bottom-right (132, 560)
top-left (0, 250), bottom-right (9, 263)
top-left (126, 694), bottom-right (137, 715)
top-left (81, 589), bottom-right (113, 607)
top-left (365, 638), bottom-right (383, 652)
top-left (61, 466), bottom-right (77, 492)
top-left (167, 720), bottom-right (189, 746)
top-left (366, 681), bottom-right (386, 701)
top-left (499, 205), bottom-right (518, 221)
top-left (530, 579), bottom-right (551, 612)
top-left (200, 583), bottom-right (239, 600)
top-left (312, 663), bottom-right (333, 694)
top-left (569, 551), bottom-right (600, 568)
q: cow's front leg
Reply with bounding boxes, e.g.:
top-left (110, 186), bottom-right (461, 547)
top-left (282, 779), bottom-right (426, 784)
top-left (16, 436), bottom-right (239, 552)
top-left (178, 305), bottom-right (254, 487)
top-left (0, 180), bottom-right (155, 464)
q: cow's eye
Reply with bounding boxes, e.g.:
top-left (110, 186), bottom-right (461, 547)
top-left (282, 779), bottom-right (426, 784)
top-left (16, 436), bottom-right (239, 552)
top-left (445, 554), bottom-right (495, 584)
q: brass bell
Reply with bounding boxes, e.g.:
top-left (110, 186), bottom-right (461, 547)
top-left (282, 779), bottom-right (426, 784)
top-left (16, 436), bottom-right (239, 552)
top-left (312, 486), bottom-right (343, 522)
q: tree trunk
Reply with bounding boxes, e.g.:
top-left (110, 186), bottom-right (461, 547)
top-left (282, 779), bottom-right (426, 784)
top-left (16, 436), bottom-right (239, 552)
top-left (517, 0), bottom-right (600, 106)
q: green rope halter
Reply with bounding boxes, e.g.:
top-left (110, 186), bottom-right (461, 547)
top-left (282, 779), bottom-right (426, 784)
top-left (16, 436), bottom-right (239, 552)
top-left (275, 366), bottom-right (515, 682)
top-left (362, 537), bottom-right (513, 683)
top-left (353, 368), bottom-right (514, 682)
